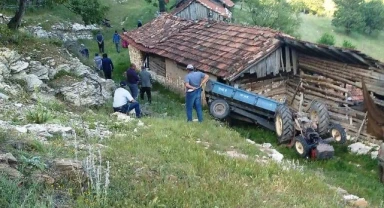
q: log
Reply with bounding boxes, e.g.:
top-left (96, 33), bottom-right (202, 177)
top-left (300, 74), bottom-right (349, 93)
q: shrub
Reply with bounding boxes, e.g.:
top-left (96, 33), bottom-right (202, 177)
top-left (317, 33), bottom-right (335, 46)
top-left (342, 40), bottom-right (356, 49)
top-left (26, 104), bottom-right (52, 124)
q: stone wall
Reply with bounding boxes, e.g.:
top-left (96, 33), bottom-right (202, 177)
top-left (128, 46), bottom-right (144, 68)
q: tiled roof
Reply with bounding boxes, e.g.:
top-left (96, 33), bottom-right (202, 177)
top-left (172, 0), bottom-right (233, 18)
top-left (121, 14), bottom-right (285, 80)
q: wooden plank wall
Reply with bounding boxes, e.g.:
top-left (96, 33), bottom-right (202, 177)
top-left (149, 55), bottom-right (166, 77)
top-left (290, 54), bottom-right (384, 143)
top-left (175, 2), bottom-right (224, 21)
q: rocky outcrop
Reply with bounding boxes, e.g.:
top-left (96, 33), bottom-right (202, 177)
top-left (0, 47), bottom-right (115, 106)
top-left (24, 22), bottom-right (99, 41)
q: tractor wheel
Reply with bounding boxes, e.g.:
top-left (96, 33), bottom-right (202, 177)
top-left (329, 123), bottom-right (347, 144)
top-left (209, 99), bottom-right (230, 119)
top-left (274, 105), bottom-right (294, 144)
top-left (309, 101), bottom-right (330, 136)
top-left (294, 135), bottom-right (310, 158)
top-left (379, 165), bottom-right (384, 184)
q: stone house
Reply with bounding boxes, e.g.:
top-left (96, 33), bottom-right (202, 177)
top-left (171, 0), bottom-right (234, 22)
top-left (121, 13), bottom-right (384, 142)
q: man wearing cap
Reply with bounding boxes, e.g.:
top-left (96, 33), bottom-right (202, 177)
top-left (113, 81), bottom-right (142, 118)
top-left (184, 64), bottom-right (209, 122)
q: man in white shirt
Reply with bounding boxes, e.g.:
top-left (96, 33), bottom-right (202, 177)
top-left (113, 81), bottom-right (142, 118)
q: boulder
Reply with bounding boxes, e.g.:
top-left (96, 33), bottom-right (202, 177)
top-left (348, 142), bottom-right (373, 155)
top-left (0, 47), bottom-right (21, 65)
top-left (0, 153), bottom-right (17, 164)
top-left (29, 61), bottom-right (49, 80)
top-left (0, 163), bottom-right (23, 179)
top-left (25, 74), bottom-right (44, 91)
top-left (9, 60), bottom-right (29, 73)
top-left (31, 173), bottom-right (55, 185)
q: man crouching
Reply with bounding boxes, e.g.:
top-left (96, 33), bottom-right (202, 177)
top-left (113, 81), bottom-right (142, 118)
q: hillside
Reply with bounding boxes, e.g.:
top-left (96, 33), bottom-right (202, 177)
top-left (0, 0), bottom-right (383, 207)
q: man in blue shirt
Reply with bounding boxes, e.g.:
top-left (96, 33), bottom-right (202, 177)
top-left (184, 64), bottom-right (209, 122)
top-left (96, 31), bottom-right (104, 53)
top-left (113, 30), bottom-right (121, 53)
top-left (101, 53), bottom-right (114, 79)
top-left (125, 63), bottom-right (140, 99)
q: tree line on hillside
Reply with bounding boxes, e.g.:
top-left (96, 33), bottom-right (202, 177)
top-left (4, 0), bottom-right (108, 30)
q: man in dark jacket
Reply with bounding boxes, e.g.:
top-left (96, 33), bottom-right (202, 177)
top-left (96, 31), bottom-right (104, 53)
top-left (125, 63), bottom-right (140, 99)
top-left (139, 66), bottom-right (153, 104)
top-left (101, 53), bottom-right (114, 79)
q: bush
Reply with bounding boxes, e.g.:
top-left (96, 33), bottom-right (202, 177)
top-left (342, 40), bottom-right (356, 49)
top-left (26, 105), bottom-right (52, 124)
top-left (317, 33), bottom-right (335, 46)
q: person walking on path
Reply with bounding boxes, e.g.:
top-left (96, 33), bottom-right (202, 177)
top-left (125, 63), bottom-right (140, 99)
top-left (139, 66), bottom-right (153, 104)
top-left (101, 53), bottom-right (114, 79)
top-left (113, 30), bottom-right (121, 53)
top-left (113, 81), bottom-right (142, 118)
top-left (184, 64), bottom-right (209, 123)
top-left (96, 31), bottom-right (104, 53)
top-left (94, 53), bottom-right (102, 71)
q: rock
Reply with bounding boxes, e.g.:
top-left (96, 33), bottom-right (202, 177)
top-left (336, 187), bottom-right (348, 195)
top-left (0, 92), bottom-right (9, 100)
top-left (24, 124), bottom-right (73, 136)
top-left (0, 153), bottom-right (17, 164)
top-left (14, 103), bottom-right (23, 107)
top-left (15, 126), bottom-right (28, 133)
top-left (371, 151), bottom-right (378, 159)
top-left (24, 74), bottom-right (44, 91)
top-left (29, 61), bottom-right (49, 80)
top-left (225, 150), bottom-right (248, 159)
top-left (268, 149), bottom-right (284, 163)
top-left (111, 112), bottom-right (133, 122)
top-left (71, 23), bottom-right (99, 31)
top-left (10, 60), bottom-right (29, 73)
top-left (348, 142), bottom-right (373, 155)
top-left (53, 158), bottom-right (82, 172)
top-left (0, 47), bottom-right (21, 65)
top-left (262, 143), bottom-right (272, 149)
top-left (137, 120), bottom-right (144, 127)
top-left (0, 61), bottom-right (10, 81)
top-left (32, 173), bottom-right (55, 185)
top-left (0, 163), bottom-right (23, 179)
top-left (246, 139), bottom-right (255, 144)
top-left (343, 194), bottom-right (359, 201)
top-left (350, 198), bottom-right (368, 208)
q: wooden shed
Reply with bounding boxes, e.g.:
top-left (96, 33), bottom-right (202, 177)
top-left (171, 0), bottom-right (234, 22)
top-left (121, 14), bottom-right (384, 143)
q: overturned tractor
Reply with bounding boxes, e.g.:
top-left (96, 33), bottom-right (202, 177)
top-left (205, 80), bottom-right (346, 159)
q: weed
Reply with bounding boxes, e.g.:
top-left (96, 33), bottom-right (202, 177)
top-left (342, 40), bottom-right (356, 49)
top-left (26, 104), bottom-right (52, 124)
top-left (317, 32), bottom-right (335, 46)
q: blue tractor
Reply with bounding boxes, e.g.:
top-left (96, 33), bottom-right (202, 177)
top-left (204, 80), bottom-right (347, 159)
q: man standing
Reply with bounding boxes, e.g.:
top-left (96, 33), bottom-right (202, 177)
top-left (125, 63), bottom-right (140, 99)
top-left (93, 53), bottom-right (102, 71)
top-left (113, 81), bottom-right (142, 118)
top-left (96, 31), bottom-right (104, 53)
top-left (184, 64), bottom-right (209, 123)
top-left (101, 53), bottom-right (114, 79)
top-left (139, 66), bottom-right (153, 104)
top-left (113, 30), bottom-right (121, 53)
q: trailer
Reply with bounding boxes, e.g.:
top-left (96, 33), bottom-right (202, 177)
top-left (204, 80), bottom-right (347, 159)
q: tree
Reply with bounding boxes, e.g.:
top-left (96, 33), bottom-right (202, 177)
top-left (317, 32), bottom-right (335, 45)
top-left (290, 0), bottom-right (325, 15)
top-left (145, 0), bottom-right (168, 12)
top-left (332, 0), bottom-right (365, 34)
top-left (361, 0), bottom-right (384, 35)
top-left (7, 0), bottom-right (109, 30)
top-left (245, 0), bottom-right (301, 36)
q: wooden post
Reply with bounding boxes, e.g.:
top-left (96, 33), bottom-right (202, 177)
top-left (355, 112), bottom-right (368, 141)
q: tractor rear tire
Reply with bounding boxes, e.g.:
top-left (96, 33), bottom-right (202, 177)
top-left (294, 135), bottom-right (310, 158)
top-left (309, 101), bottom-right (330, 136)
top-left (329, 123), bottom-right (347, 144)
top-left (379, 164), bottom-right (384, 184)
top-left (209, 99), bottom-right (230, 120)
top-left (274, 105), bottom-right (294, 144)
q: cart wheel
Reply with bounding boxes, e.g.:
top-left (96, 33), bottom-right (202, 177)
top-left (294, 135), bottom-right (310, 158)
top-left (379, 165), bottom-right (384, 184)
top-left (309, 101), bottom-right (330, 136)
top-left (329, 123), bottom-right (347, 144)
top-left (209, 99), bottom-right (230, 119)
top-left (275, 105), bottom-right (294, 144)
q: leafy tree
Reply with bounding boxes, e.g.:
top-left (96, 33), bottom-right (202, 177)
top-left (317, 32), bottom-right (335, 45)
top-left (245, 0), bottom-right (301, 36)
top-left (7, 0), bottom-right (109, 30)
top-left (145, 0), bottom-right (168, 12)
top-left (331, 0), bottom-right (365, 34)
top-left (361, 0), bottom-right (384, 35)
top-left (290, 0), bottom-right (325, 15)
top-left (342, 40), bottom-right (356, 49)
